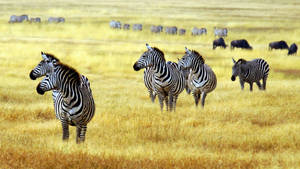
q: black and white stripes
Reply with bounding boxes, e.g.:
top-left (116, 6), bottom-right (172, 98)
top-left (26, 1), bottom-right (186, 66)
top-left (231, 58), bottom-right (269, 91)
top-left (30, 52), bottom-right (95, 143)
top-left (178, 47), bottom-right (217, 107)
top-left (133, 44), bottom-right (185, 111)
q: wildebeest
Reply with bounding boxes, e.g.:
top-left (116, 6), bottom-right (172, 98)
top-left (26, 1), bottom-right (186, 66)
top-left (288, 43), bottom-right (298, 55)
top-left (179, 29), bottom-right (186, 35)
top-left (9, 14), bottom-right (29, 23)
top-left (269, 40), bottom-right (289, 50)
top-left (231, 39), bottom-right (252, 50)
top-left (214, 27), bottom-right (228, 37)
top-left (123, 24), bottom-right (130, 30)
top-left (165, 26), bottom-right (177, 35)
top-left (109, 20), bottom-right (121, 29)
top-left (48, 17), bottom-right (65, 23)
top-left (133, 24), bottom-right (143, 31)
top-left (29, 17), bottom-right (41, 23)
top-left (191, 27), bottom-right (207, 36)
top-left (213, 37), bottom-right (227, 49)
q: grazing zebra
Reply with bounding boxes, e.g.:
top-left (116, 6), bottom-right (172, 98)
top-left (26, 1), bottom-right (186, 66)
top-left (191, 27), bottom-right (207, 36)
top-left (133, 24), bottom-right (143, 31)
top-left (165, 26), bottom-right (177, 35)
top-left (31, 52), bottom-right (94, 143)
top-left (231, 58), bottom-right (269, 91)
top-left (48, 17), bottom-right (65, 23)
top-left (133, 44), bottom-right (185, 111)
top-left (178, 47), bottom-right (217, 107)
top-left (214, 27), bottom-right (228, 37)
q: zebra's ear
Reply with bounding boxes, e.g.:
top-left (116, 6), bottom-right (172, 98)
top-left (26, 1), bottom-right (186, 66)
top-left (146, 43), bottom-right (153, 51)
top-left (41, 51), bottom-right (48, 60)
top-left (185, 47), bottom-right (191, 54)
top-left (232, 58), bottom-right (236, 64)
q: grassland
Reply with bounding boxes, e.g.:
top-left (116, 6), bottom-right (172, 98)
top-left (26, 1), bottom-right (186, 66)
top-left (1, 0), bottom-right (300, 168)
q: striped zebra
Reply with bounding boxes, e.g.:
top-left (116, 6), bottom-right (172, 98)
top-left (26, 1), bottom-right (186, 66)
top-left (133, 44), bottom-right (185, 111)
top-left (30, 52), bottom-right (95, 143)
top-left (231, 58), bottom-right (269, 91)
top-left (178, 47), bottom-right (217, 107)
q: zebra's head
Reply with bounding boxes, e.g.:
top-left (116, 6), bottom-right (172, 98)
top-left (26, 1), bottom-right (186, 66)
top-left (133, 43), bottom-right (165, 71)
top-left (178, 47), bottom-right (205, 70)
top-left (29, 52), bottom-right (59, 80)
top-left (231, 58), bottom-right (247, 81)
top-left (36, 72), bottom-right (57, 95)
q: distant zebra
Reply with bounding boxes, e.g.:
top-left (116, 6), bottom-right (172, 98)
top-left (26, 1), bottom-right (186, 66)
top-left (31, 52), bottom-right (95, 143)
top-left (110, 20), bottom-right (121, 29)
top-left (9, 14), bottom-right (29, 23)
top-left (48, 17), bottom-right (65, 23)
top-left (214, 27), bottom-right (228, 37)
top-left (231, 58), bottom-right (269, 91)
top-left (29, 17), bottom-right (41, 23)
top-left (123, 24), bottom-right (130, 30)
top-left (179, 29), bottom-right (186, 35)
top-left (133, 24), bottom-right (143, 31)
top-left (150, 25), bottom-right (163, 33)
top-left (165, 26), bottom-right (177, 35)
top-left (133, 44), bottom-right (185, 111)
top-left (178, 47), bottom-right (217, 107)
top-left (191, 27), bottom-right (207, 36)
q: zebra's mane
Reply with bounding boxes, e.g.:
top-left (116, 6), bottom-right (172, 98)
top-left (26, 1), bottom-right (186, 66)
top-left (56, 62), bottom-right (81, 85)
top-left (191, 50), bottom-right (205, 64)
top-left (237, 58), bottom-right (247, 64)
top-left (44, 53), bottom-right (60, 61)
top-left (153, 47), bottom-right (166, 61)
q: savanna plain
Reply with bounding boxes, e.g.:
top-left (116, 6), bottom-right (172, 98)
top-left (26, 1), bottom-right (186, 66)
top-left (1, 0), bottom-right (300, 168)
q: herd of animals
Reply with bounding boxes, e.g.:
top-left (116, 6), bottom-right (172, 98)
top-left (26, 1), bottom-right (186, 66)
top-left (110, 20), bottom-right (298, 55)
top-left (23, 18), bottom-right (297, 144)
top-left (8, 14), bottom-right (65, 23)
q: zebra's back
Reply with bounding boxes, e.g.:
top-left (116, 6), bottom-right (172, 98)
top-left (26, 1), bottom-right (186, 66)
top-left (246, 59), bottom-right (269, 82)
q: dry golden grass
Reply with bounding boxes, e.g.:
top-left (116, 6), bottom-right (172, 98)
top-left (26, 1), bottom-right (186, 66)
top-left (1, 0), bottom-right (300, 168)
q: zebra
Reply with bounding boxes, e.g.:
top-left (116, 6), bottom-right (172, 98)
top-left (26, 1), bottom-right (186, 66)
top-left (133, 44), bottom-right (185, 111)
top-left (9, 14), bottom-right (29, 23)
top-left (191, 27), bottom-right (207, 36)
top-left (48, 17), bottom-right (65, 23)
top-left (178, 47), bottom-right (217, 107)
top-left (132, 24), bottom-right (143, 31)
top-left (179, 28), bottom-right (186, 35)
top-left (231, 58), bottom-right (269, 91)
top-left (30, 52), bottom-right (94, 143)
top-left (214, 27), bottom-right (228, 37)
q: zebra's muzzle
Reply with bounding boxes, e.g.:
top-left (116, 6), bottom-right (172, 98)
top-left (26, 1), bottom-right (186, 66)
top-left (36, 84), bottom-right (45, 95)
top-left (133, 63), bottom-right (141, 71)
top-left (231, 75), bottom-right (236, 81)
top-left (29, 70), bottom-right (37, 80)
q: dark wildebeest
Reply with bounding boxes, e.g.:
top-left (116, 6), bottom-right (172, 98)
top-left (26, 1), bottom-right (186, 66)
top-left (269, 40), bottom-right (289, 50)
top-left (213, 37), bottom-right (227, 49)
top-left (288, 43), bottom-right (298, 55)
top-left (231, 39), bottom-right (252, 50)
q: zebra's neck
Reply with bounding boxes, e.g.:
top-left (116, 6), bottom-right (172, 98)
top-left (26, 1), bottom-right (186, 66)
top-left (191, 60), bottom-right (204, 76)
top-left (152, 60), bottom-right (169, 78)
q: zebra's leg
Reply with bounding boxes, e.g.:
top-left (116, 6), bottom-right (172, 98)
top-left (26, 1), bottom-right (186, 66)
top-left (173, 95), bottom-right (178, 112)
top-left (61, 120), bottom-right (69, 141)
top-left (76, 125), bottom-right (87, 144)
top-left (262, 77), bottom-right (267, 90)
top-left (149, 90), bottom-right (155, 103)
top-left (249, 82), bottom-right (253, 91)
top-left (158, 94), bottom-right (164, 112)
top-left (201, 92), bottom-right (207, 108)
top-left (165, 95), bottom-right (169, 111)
top-left (168, 93), bottom-right (173, 112)
top-left (193, 92), bottom-right (201, 107)
top-left (239, 79), bottom-right (245, 90)
top-left (256, 81), bottom-right (262, 90)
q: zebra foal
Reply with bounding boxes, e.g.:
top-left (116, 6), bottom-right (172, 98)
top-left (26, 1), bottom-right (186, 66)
top-left (231, 58), bottom-right (269, 91)
top-left (178, 47), bottom-right (217, 107)
top-left (133, 44), bottom-right (185, 111)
